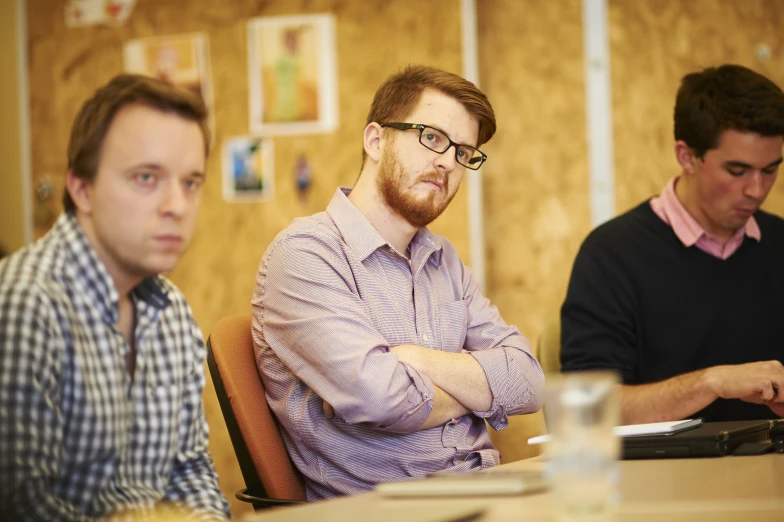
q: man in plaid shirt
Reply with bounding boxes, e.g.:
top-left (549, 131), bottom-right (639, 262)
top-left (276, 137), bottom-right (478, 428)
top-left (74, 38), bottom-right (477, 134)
top-left (0, 74), bottom-right (230, 520)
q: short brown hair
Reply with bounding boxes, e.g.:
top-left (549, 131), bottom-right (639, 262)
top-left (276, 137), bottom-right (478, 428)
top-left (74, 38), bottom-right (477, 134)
top-left (64, 73), bottom-right (210, 213)
top-left (363, 65), bottom-right (496, 164)
top-left (674, 64), bottom-right (784, 157)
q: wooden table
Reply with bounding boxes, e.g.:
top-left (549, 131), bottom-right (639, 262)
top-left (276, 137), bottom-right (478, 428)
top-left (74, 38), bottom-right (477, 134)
top-left (244, 454), bottom-right (784, 521)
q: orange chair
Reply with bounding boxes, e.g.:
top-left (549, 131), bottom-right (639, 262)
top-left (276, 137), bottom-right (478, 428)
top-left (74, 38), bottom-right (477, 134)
top-left (206, 314), bottom-right (306, 509)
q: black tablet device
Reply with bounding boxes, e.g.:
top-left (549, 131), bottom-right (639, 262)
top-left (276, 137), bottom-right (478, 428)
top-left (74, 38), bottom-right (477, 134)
top-left (622, 420), bottom-right (772, 459)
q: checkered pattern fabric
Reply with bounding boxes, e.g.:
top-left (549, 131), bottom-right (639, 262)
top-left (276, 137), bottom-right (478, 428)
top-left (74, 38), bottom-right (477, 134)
top-left (0, 213), bottom-right (230, 520)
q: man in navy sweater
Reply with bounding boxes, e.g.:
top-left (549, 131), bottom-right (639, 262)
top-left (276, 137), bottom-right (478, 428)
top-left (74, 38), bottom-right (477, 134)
top-left (562, 64), bottom-right (784, 424)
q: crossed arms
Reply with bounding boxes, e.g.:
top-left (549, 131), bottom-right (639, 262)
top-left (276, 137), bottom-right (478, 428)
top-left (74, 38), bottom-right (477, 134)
top-left (323, 344), bottom-right (494, 429)
top-left (256, 234), bottom-right (544, 433)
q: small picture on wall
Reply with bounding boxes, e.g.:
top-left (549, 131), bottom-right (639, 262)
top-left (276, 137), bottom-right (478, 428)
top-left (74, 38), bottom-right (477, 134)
top-left (123, 33), bottom-right (214, 133)
top-left (247, 14), bottom-right (339, 136)
top-left (222, 137), bottom-right (275, 203)
top-left (66, 0), bottom-right (135, 27)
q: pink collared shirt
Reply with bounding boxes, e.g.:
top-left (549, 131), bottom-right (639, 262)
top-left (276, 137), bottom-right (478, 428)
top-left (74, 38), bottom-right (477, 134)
top-left (650, 177), bottom-right (761, 260)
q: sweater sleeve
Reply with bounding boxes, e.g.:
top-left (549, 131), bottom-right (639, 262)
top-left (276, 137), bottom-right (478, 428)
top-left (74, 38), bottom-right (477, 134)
top-left (560, 233), bottom-right (639, 383)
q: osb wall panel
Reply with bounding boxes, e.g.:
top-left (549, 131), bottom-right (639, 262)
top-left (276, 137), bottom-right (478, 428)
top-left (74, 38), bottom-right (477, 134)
top-left (478, 0), bottom-right (589, 462)
top-left (27, 0), bottom-right (463, 517)
top-left (609, 0), bottom-right (784, 216)
top-left (0, 0), bottom-right (26, 253)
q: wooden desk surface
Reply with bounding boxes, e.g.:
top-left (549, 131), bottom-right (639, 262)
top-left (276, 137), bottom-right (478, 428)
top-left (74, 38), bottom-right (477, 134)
top-left (245, 454), bottom-right (784, 522)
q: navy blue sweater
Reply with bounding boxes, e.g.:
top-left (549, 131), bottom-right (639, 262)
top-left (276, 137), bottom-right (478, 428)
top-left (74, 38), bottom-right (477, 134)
top-left (561, 201), bottom-right (784, 421)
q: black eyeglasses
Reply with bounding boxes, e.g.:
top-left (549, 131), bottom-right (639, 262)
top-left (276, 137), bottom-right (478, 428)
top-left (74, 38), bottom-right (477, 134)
top-left (380, 122), bottom-right (487, 170)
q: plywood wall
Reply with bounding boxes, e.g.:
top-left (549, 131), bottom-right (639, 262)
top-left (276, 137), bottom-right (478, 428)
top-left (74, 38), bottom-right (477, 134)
top-left (24, 0), bottom-right (784, 517)
top-left (609, 0), bottom-right (784, 215)
top-left (0, 0), bottom-right (26, 254)
top-left (478, 0), bottom-right (588, 463)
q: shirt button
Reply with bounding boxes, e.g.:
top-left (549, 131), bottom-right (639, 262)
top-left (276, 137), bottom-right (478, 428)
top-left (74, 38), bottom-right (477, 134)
top-left (422, 333), bottom-right (429, 343)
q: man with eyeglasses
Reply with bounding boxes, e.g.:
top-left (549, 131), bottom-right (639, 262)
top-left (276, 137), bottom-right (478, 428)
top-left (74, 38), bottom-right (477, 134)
top-left (251, 65), bottom-right (544, 499)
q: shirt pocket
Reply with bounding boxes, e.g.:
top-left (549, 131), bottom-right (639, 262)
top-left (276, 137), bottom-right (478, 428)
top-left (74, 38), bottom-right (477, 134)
top-left (438, 300), bottom-right (468, 353)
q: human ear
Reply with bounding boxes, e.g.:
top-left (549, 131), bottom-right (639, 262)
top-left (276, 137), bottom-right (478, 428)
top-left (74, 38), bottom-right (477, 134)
top-left (674, 141), bottom-right (698, 175)
top-left (363, 123), bottom-right (384, 163)
top-left (66, 170), bottom-right (93, 214)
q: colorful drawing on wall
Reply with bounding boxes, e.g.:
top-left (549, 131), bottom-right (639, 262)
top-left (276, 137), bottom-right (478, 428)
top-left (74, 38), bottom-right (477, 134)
top-left (123, 33), bottom-right (214, 135)
top-left (294, 154), bottom-right (313, 203)
top-left (65, 0), bottom-right (135, 27)
top-left (247, 14), bottom-right (339, 136)
top-left (222, 137), bottom-right (275, 203)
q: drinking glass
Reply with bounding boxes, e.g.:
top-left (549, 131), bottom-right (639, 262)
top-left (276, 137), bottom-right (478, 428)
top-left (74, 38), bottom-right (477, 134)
top-left (543, 371), bottom-right (620, 521)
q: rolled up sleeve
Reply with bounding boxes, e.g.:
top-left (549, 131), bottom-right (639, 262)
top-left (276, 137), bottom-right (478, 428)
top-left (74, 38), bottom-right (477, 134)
top-left (460, 265), bottom-right (545, 429)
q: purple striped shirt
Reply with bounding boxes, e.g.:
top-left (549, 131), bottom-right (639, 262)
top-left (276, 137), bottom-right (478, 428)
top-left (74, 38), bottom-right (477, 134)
top-left (252, 188), bottom-right (544, 500)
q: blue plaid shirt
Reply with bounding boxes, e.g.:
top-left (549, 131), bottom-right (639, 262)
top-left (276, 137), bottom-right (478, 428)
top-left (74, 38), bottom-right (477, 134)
top-left (0, 213), bottom-right (230, 520)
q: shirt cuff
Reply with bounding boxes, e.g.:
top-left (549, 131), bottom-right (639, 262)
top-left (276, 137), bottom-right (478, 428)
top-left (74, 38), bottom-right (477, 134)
top-left (377, 363), bottom-right (436, 433)
top-left (468, 349), bottom-right (510, 429)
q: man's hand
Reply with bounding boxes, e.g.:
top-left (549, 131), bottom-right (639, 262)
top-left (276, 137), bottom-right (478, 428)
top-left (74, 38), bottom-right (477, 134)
top-left (704, 360), bottom-right (784, 404)
top-left (620, 361), bottom-right (784, 424)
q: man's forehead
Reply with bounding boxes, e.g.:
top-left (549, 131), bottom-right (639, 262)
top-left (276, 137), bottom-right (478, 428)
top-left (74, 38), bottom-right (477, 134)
top-left (405, 90), bottom-right (479, 145)
top-left (715, 129), bottom-right (783, 146)
top-left (707, 129), bottom-right (783, 159)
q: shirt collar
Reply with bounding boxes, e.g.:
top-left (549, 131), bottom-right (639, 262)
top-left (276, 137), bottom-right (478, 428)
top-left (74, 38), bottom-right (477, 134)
top-left (658, 176), bottom-right (761, 247)
top-left (410, 226), bottom-right (444, 267)
top-left (326, 187), bottom-right (443, 266)
top-left (58, 213), bottom-right (171, 325)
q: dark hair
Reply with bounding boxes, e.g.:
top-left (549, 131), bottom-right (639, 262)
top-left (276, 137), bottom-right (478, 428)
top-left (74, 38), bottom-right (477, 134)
top-left (674, 64), bottom-right (784, 157)
top-left (363, 65), bottom-right (496, 164)
top-left (64, 73), bottom-right (210, 213)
